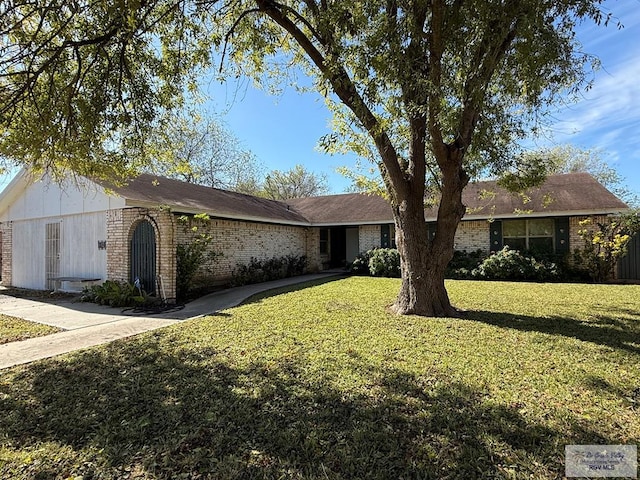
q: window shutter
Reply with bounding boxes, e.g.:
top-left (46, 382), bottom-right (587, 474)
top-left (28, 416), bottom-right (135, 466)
top-left (555, 217), bottom-right (570, 254)
top-left (381, 224), bottom-right (390, 248)
top-left (490, 221), bottom-right (503, 252)
top-left (427, 223), bottom-right (437, 242)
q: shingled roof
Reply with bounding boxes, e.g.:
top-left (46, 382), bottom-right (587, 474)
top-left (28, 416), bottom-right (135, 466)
top-left (449, 172), bottom-right (629, 220)
top-left (103, 172), bottom-right (626, 225)
top-left (107, 174), bottom-right (309, 225)
top-left (285, 193), bottom-right (393, 225)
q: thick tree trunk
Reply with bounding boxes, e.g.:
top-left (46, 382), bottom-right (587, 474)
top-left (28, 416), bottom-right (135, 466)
top-left (390, 160), bottom-right (468, 317)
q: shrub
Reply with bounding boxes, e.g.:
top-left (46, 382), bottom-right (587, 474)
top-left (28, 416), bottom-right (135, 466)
top-left (81, 280), bottom-right (148, 307)
top-left (368, 248), bottom-right (401, 278)
top-left (350, 250), bottom-right (375, 275)
top-left (572, 216), bottom-right (639, 282)
top-left (446, 249), bottom-right (486, 279)
top-left (472, 246), bottom-right (559, 282)
top-left (176, 213), bottom-right (222, 301)
top-left (232, 255), bottom-right (307, 286)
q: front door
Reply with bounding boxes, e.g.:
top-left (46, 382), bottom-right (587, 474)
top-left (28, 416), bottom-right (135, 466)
top-left (130, 220), bottom-right (156, 294)
top-left (346, 227), bottom-right (360, 263)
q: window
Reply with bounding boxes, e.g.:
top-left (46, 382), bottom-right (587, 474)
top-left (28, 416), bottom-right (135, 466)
top-left (503, 219), bottom-right (554, 254)
top-left (319, 228), bottom-right (329, 254)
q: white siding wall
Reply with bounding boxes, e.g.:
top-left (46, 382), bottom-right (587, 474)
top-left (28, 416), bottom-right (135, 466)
top-left (2, 176), bottom-right (125, 222)
top-left (11, 212), bottom-right (108, 290)
top-left (12, 221), bottom-right (45, 290)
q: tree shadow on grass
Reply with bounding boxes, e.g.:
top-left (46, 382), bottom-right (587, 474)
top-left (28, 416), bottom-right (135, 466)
top-left (464, 310), bottom-right (640, 355)
top-left (0, 337), bottom-right (622, 479)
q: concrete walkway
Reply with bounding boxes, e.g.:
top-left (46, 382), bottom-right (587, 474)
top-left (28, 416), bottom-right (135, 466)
top-left (0, 272), bottom-right (345, 370)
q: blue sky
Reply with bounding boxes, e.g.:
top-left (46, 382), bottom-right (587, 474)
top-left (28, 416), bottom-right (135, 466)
top-left (2, 1), bottom-right (638, 197)
top-left (204, 0), bottom-right (640, 196)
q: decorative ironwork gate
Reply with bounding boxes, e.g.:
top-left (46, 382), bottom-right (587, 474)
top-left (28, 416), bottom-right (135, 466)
top-left (130, 220), bottom-right (156, 294)
top-left (45, 222), bottom-right (60, 290)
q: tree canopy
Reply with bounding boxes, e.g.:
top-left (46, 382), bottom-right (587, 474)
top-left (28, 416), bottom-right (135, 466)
top-left (0, 0), bottom-right (209, 180)
top-left (256, 164), bottom-right (329, 200)
top-left (544, 145), bottom-right (637, 206)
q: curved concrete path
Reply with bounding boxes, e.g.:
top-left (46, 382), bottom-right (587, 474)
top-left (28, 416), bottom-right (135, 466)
top-left (0, 273), bottom-right (344, 370)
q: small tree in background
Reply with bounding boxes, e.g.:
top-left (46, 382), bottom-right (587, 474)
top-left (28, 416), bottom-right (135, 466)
top-left (176, 214), bottom-right (221, 301)
top-left (148, 111), bottom-right (265, 192)
top-left (259, 165), bottom-right (329, 200)
top-left (574, 212), bottom-right (640, 282)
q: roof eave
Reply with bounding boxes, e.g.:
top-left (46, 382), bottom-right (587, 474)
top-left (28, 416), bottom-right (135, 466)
top-left (124, 199), bottom-right (311, 227)
top-left (459, 207), bottom-right (631, 222)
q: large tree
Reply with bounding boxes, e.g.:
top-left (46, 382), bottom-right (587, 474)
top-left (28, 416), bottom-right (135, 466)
top-left (1, 1), bottom-right (615, 316)
top-left (210, 0), bottom-right (611, 316)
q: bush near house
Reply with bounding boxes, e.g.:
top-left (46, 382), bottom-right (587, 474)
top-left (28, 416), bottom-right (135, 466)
top-left (81, 280), bottom-right (149, 307)
top-left (368, 248), bottom-right (401, 277)
top-left (572, 214), bottom-right (640, 282)
top-left (472, 247), bottom-right (560, 282)
top-left (176, 213), bottom-right (223, 301)
top-left (446, 249), bottom-right (486, 279)
top-left (232, 255), bottom-right (307, 286)
top-left (350, 248), bottom-right (401, 278)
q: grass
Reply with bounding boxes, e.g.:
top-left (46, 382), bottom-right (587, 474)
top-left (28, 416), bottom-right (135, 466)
top-left (0, 314), bottom-right (61, 344)
top-left (0, 277), bottom-right (639, 479)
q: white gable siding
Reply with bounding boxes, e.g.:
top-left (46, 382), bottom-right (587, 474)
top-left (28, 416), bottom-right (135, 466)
top-left (11, 220), bottom-right (45, 289)
top-left (1, 176), bottom-right (125, 222)
top-left (11, 212), bottom-right (108, 290)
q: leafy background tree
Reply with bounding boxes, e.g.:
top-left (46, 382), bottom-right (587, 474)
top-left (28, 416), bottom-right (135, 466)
top-left (499, 144), bottom-right (638, 206)
top-left (255, 164), bottom-right (329, 200)
top-left (146, 113), bottom-right (328, 198)
top-left (146, 110), bottom-right (265, 191)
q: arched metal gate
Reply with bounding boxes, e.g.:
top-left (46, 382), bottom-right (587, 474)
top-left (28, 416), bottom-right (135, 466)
top-left (130, 220), bottom-right (156, 294)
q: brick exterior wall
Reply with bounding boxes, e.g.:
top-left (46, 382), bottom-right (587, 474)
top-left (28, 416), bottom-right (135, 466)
top-left (0, 221), bottom-right (12, 286)
top-left (106, 208), bottom-right (177, 299)
top-left (569, 215), bottom-right (609, 253)
top-left (306, 228), bottom-right (321, 272)
top-left (359, 225), bottom-right (382, 252)
top-left (175, 217), bottom-right (309, 283)
top-left (454, 220), bottom-right (490, 253)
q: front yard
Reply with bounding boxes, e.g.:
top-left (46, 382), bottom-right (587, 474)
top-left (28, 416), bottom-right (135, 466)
top-left (0, 314), bottom-right (60, 344)
top-left (1, 278), bottom-right (638, 479)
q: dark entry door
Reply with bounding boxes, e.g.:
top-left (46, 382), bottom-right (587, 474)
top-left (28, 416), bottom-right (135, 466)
top-left (130, 220), bottom-right (156, 294)
top-left (330, 227), bottom-right (347, 268)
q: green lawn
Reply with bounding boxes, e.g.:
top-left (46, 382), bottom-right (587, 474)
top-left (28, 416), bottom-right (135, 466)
top-left (1, 278), bottom-right (639, 479)
top-left (0, 314), bottom-right (61, 344)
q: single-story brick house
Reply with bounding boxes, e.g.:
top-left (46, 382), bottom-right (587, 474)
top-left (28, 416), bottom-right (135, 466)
top-left (0, 170), bottom-right (631, 297)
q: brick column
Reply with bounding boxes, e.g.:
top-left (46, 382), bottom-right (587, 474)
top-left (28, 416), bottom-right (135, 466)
top-left (106, 208), bottom-right (177, 301)
top-left (0, 221), bottom-right (12, 286)
top-left (306, 227), bottom-right (321, 272)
